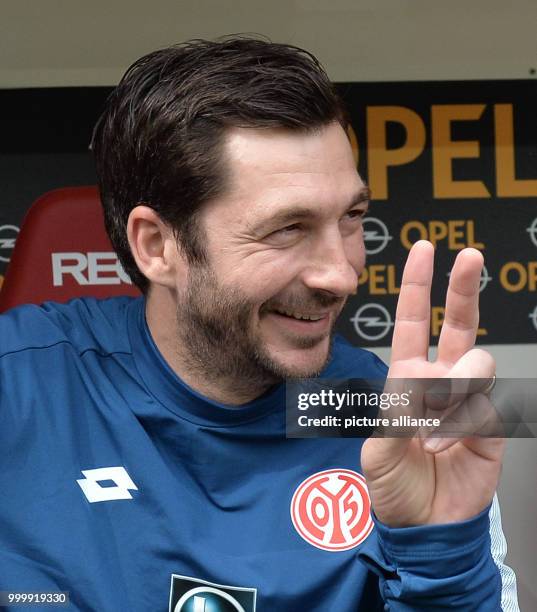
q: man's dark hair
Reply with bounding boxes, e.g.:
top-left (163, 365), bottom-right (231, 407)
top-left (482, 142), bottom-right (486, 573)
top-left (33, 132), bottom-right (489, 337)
top-left (91, 35), bottom-right (348, 293)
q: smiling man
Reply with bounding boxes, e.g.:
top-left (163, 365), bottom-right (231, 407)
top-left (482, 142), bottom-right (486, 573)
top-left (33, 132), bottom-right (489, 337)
top-left (138, 123), bottom-right (368, 403)
top-left (0, 37), bottom-right (519, 611)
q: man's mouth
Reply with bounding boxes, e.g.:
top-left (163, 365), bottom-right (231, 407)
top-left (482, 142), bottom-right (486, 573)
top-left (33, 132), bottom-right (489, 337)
top-left (265, 308), bottom-right (333, 337)
top-left (272, 308), bottom-right (327, 322)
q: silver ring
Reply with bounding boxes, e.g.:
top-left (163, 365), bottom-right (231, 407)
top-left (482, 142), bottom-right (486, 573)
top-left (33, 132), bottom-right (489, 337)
top-left (482, 374), bottom-right (496, 395)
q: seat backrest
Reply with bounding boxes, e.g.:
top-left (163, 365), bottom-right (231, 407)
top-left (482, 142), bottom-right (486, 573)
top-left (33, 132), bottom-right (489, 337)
top-left (0, 186), bottom-right (140, 313)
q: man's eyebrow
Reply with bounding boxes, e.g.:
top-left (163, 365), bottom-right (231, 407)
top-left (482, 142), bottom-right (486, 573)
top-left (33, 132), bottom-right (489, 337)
top-left (249, 186), bottom-right (371, 234)
top-left (347, 186), bottom-right (371, 209)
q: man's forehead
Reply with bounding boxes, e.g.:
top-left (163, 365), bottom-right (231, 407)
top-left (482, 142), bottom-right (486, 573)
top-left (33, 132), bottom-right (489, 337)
top-left (224, 123), bottom-right (355, 175)
top-left (219, 123), bottom-right (364, 213)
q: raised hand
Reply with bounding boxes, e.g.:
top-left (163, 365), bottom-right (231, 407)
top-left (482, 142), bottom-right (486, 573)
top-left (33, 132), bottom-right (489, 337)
top-left (361, 240), bottom-right (504, 527)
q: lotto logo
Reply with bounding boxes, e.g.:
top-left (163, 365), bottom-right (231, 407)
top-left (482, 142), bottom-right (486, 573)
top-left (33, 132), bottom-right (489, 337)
top-left (77, 467), bottom-right (138, 503)
top-left (290, 469), bottom-right (373, 551)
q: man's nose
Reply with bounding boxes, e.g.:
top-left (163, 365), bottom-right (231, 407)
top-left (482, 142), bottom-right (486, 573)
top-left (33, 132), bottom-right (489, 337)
top-left (301, 234), bottom-right (360, 297)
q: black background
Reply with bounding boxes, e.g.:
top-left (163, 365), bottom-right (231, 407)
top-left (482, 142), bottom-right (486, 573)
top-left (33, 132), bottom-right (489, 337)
top-left (1, 81), bottom-right (536, 346)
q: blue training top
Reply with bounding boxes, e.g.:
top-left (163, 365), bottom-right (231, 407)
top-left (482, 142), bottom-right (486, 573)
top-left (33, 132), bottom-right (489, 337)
top-left (0, 296), bottom-right (513, 611)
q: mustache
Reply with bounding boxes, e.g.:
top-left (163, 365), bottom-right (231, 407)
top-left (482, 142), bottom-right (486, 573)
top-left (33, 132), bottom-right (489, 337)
top-left (263, 291), bottom-right (344, 313)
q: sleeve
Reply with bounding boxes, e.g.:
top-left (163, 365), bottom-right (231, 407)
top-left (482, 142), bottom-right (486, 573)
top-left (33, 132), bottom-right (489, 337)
top-left (357, 504), bottom-right (504, 611)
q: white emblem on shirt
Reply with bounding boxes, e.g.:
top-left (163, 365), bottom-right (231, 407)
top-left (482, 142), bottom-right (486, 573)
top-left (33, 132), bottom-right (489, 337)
top-left (76, 466), bottom-right (138, 503)
top-left (175, 588), bottom-right (245, 612)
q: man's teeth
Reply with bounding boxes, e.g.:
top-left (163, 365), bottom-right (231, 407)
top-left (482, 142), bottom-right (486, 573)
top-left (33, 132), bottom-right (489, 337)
top-left (274, 309), bottom-right (325, 321)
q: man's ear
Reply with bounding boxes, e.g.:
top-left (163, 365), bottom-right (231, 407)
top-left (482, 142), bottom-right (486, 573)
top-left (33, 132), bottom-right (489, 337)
top-left (127, 205), bottom-right (187, 289)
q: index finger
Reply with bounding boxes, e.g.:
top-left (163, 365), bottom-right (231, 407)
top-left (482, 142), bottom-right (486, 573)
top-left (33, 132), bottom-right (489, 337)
top-left (437, 248), bottom-right (483, 366)
top-left (390, 240), bottom-right (434, 363)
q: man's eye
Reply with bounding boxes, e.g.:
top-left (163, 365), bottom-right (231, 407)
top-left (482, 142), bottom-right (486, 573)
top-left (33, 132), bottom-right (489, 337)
top-left (264, 223), bottom-right (302, 245)
top-left (345, 208), bottom-right (367, 220)
top-left (268, 223), bottom-right (301, 237)
top-left (279, 224), bottom-right (301, 233)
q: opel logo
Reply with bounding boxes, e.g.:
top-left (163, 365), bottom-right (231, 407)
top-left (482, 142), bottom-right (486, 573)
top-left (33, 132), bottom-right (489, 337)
top-left (529, 305), bottom-right (537, 332)
top-left (527, 217), bottom-right (537, 248)
top-left (0, 224), bottom-right (19, 263)
top-left (362, 217), bottom-right (392, 255)
top-left (350, 303), bottom-right (394, 341)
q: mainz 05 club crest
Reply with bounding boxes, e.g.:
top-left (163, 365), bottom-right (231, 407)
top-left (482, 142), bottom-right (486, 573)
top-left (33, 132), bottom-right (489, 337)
top-left (290, 469), bottom-right (374, 551)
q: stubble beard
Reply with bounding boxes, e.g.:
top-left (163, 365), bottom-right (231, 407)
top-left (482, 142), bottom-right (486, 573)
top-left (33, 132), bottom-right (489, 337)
top-left (174, 264), bottom-right (342, 396)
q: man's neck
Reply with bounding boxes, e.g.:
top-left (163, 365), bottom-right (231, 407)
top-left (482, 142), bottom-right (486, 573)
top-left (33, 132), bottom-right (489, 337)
top-left (145, 290), bottom-right (274, 406)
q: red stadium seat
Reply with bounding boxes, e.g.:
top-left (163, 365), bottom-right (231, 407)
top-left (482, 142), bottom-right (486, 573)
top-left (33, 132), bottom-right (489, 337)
top-left (0, 186), bottom-right (140, 313)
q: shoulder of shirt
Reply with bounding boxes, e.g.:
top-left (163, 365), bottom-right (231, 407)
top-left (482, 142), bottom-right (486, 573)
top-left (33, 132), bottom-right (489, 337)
top-left (0, 295), bottom-right (139, 360)
top-left (324, 334), bottom-right (388, 379)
